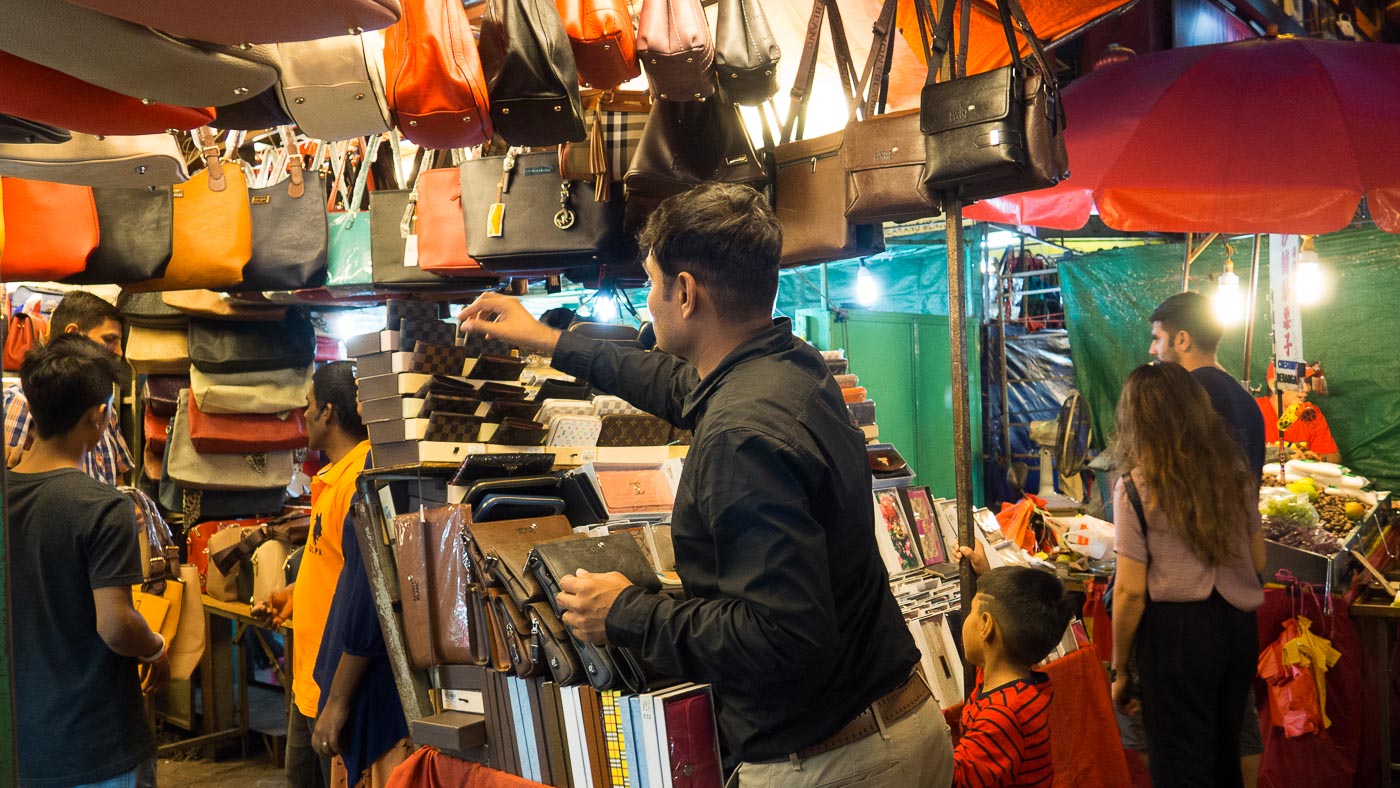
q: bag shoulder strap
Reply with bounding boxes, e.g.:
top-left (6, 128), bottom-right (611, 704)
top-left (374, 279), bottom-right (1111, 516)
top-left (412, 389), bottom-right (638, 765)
top-left (1122, 477), bottom-right (1149, 540)
top-left (857, 0), bottom-right (901, 117)
top-left (781, 0), bottom-right (859, 143)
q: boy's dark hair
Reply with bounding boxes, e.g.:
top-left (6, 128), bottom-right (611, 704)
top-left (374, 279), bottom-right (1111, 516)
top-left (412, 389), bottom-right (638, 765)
top-left (638, 182), bottom-right (781, 320)
top-left (19, 334), bottom-right (121, 439)
top-left (50, 291), bottom-right (124, 336)
top-left (1149, 291), bottom-right (1221, 353)
top-left (976, 566), bottom-right (1076, 667)
top-left (312, 361), bottom-right (367, 440)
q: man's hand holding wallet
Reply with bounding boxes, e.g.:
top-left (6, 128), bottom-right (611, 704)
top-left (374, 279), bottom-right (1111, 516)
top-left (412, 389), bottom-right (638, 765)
top-left (556, 569), bottom-right (635, 645)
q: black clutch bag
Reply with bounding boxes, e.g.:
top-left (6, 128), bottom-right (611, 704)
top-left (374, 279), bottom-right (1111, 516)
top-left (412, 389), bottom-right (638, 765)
top-left (187, 308), bottom-right (315, 374)
top-left (451, 452), bottom-right (557, 487)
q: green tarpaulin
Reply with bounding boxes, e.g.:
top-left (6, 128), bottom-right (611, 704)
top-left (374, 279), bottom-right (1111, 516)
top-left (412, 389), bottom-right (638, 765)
top-left (1060, 226), bottom-right (1400, 492)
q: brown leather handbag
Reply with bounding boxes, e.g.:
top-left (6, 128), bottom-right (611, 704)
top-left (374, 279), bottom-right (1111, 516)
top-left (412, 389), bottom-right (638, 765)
top-left (558, 0), bottom-right (640, 91)
top-left (384, 0), bottom-right (494, 149)
top-left (0, 177), bottom-right (98, 281)
top-left (636, 0), bottom-right (714, 101)
top-left (773, 1), bottom-right (883, 268)
top-left (842, 0), bottom-right (939, 223)
top-left (130, 130), bottom-right (251, 291)
top-left (2, 310), bottom-right (45, 372)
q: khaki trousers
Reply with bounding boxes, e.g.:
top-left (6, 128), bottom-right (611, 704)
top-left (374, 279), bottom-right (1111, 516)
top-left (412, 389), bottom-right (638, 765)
top-left (728, 697), bottom-right (954, 788)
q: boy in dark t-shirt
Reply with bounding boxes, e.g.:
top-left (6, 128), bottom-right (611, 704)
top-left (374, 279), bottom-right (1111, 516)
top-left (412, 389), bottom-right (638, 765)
top-left (7, 335), bottom-right (167, 787)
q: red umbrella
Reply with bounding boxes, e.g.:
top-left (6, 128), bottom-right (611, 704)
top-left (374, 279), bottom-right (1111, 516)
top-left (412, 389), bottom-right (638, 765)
top-left (964, 36), bottom-right (1400, 234)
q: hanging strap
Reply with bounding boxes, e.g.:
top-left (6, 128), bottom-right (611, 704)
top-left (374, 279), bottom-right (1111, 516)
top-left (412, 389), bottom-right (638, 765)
top-left (400, 148), bottom-right (434, 238)
top-left (781, 0), bottom-right (860, 144)
top-left (344, 134), bottom-right (381, 225)
top-left (856, 0), bottom-right (901, 117)
top-left (196, 127), bottom-right (226, 192)
top-left (281, 126), bottom-right (305, 199)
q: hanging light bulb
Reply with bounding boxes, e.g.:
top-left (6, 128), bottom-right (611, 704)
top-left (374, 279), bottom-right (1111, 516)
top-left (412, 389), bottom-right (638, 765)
top-left (590, 288), bottom-right (619, 323)
top-left (1214, 250), bottom-right (1243, 326)
top-left (855, 262), bottom-right (881, 306)
top-left (1295, 235), bottom-right (1324, 305)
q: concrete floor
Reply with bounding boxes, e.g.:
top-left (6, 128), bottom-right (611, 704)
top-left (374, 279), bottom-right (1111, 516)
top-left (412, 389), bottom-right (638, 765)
top-left (156, 756), bottom-right (286, 787)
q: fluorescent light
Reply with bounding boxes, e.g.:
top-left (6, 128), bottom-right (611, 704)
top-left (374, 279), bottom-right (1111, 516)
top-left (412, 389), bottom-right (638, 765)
top-left (856, 263), bottom-right (880, 306)
top-left (1214, 260), bottom-right (1242, 325)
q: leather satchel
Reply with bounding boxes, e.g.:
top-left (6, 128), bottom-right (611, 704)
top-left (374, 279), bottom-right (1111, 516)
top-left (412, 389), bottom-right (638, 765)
top-left (385, 0), bottom-right (494, 149)
top-left (188, 399), bottom-right (307, 453)
top-left (0, 115), bottom-right (69, 145)
top-left (167, 391), bottom-right (296, 492)
top-left (478, 0), bottom-right (586, 147)
top-left (417, 166), bottom-right (484, 276)
top-left (63, 0), bottom-right (400, 47)
top-left (190, 364), bottom-right (312, 415)
top-left (241, 132), bottom-right (329, 291)
top-left (774, 0), bottom-right (883, 268)
top-left (528, 601), bottom-right (584, 685)
top-left (187, 308), bottom-right (316, 375)
top-left (842, 0), bottom-right (940, 223)
top-left (714, 0), bottom-right (781, 105)
top-left (276, 36), bottom-right (393, 142)
top-left (0, 132), bottom-right (188, 189)
top-left (65, 187), bottom-right (173, 285)
top-left (144, 406), bottom-right (171, 454)
top-left (623, 98), bottom-right (767, 230)
top-left (460, 149), bottom-right (627, 273)
top-left (0, 0), bottom-right (279, 109)
top-left (919, 0), bottom-right (1068, 201)
top-left (636, 0), bottom-right (715, 101)
top-left (559, 0), bottom-right (640, 91)
top-left (2, 311), bottom-right (45, 372)
top-left (0, 53), bottom-right (212, 137)
top-left (0, 178), bottom-right (97, 281)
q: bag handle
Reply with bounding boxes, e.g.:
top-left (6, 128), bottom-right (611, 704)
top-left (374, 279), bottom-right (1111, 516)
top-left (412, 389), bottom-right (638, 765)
top-left (280, 127), bottom-right (305, 199)
top-left (196, 127), bottom-right (226, 192)
top-left (339, 135), bottom-right (381, 226)
top-left (856, 0), bottom-right (905, 117)
top-left (400, 148), bottom-right (435, 238)
top-left (782, 0), bottom-right (860, 144)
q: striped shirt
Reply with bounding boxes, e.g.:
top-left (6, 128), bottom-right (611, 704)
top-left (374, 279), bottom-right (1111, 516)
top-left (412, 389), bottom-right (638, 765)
top-left (4, 384), bottom-right (133, 486)
top-left (954, 671), bottom-right (1053, 788)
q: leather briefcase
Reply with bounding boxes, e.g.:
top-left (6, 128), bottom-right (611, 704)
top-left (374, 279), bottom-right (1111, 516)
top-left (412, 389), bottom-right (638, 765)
top-left (478, 0), bottom-right (586, 147)
top-left (62, 0), bottom-right (400, 47)
top-left (636, 0), bottom-right (715, 101)
top-left (0, 132), bottom-right (188, 189)
top-left (559, 0), bottom-right (640, 91)
top-left (714, 0), bottom-right (781, 105)
top-left (460, 149), bottom-right (627, 273)
top-left (276, 35), bottom-right (393, 142)
top-left (0, 53), bottom-right (212, 137)
top-left (384, 0), bottom-right (494, 149)
top-left (0, 114), bottom-right (69, 145)
top-left (240, 134), bottom-right (329, 291)
top-left (0, 178), bottom-right (97, 282)
top-left (187, 308), bottom-right (316, 375)
top-left (66, 186), bottom-right (173, 285)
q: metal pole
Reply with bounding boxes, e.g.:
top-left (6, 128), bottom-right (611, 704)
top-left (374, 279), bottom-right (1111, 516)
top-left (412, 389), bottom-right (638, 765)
top-left (945, 198), bottom-right (978, 694)
top-left (1181, 232), bottom-right (1193, 291)
top-left (1242, 234), bottom-right (1263, 388)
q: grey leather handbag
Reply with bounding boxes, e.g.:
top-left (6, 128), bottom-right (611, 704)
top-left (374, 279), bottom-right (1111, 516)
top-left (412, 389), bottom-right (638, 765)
top-left (65, 187), bottom-right (174, 285)
top-left (714, 0), bottom-right (781, 105)
top-left (0, 133), bottom-right (189, 189)
top-left (276, 35), bottom-right (393, 142)
top-left (238, 141), bottom-right (329, 292)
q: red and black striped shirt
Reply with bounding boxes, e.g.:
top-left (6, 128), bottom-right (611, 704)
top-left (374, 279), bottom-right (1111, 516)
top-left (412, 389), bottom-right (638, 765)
top-left (953, 671), bottom-right (1053, 788)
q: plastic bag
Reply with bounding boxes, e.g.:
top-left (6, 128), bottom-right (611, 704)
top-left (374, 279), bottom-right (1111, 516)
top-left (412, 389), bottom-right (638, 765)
top-left (1260, 488), bottom-right (1320, 529)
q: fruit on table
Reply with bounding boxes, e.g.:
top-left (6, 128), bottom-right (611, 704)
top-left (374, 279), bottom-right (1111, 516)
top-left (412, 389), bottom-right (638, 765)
top-left (1346, 501), bottom-right (1365, 520)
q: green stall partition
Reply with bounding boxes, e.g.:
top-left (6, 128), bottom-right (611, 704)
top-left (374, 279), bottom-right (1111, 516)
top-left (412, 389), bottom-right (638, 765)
top-left (1060, 226), bottom-right (1400, 492)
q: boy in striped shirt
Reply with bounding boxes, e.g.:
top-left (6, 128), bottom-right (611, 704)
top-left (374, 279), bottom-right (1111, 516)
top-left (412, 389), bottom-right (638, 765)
top-left (954, 565), bottom-right (1075, 788)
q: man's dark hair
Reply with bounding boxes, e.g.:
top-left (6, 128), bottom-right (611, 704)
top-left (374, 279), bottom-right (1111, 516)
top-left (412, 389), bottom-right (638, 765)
top-left (638, 182), bottom-right (782, 320)
top-left (50, 291), bottom-right (124, 336)
top-left (312, 361), bottom-right (367, 440)
top-left (976, 566), bottom-right (1076, 667)
top-left (1149, 291), bottom-right (1221, 353)
top-left (19, 334), bottom-right (121, 439)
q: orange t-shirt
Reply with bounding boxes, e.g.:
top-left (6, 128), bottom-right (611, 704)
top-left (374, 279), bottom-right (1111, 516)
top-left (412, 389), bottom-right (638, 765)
top-left (1255, 398), bottom-right (1339, 455)
top-left (292, 440), bottom-right (371, 717)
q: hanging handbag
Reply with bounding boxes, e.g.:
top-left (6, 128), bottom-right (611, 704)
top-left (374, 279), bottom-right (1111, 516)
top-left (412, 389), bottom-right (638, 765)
top-left (212, 88), bottom-right (295, 132)
top-left (842, 0), bottom-right (940, 224)
top-left (61, 0), bottom-right (400, 47)
top-left (460, 148), bottom-right (627, 273)
top-left (167, 391), bottom-right (296, 492)
top-left (129, 131), bottom-right (251, 292)
top-left (126, 326), bottom-right (190, 375)
top-left (188, 398), bottom-right (307, 453)
top-left (478, 0), bottom-right (586, 147)
top-left (919, 0), bottom-right (1068, 201)
top-left (636, 0), bottom-right (715, 101)
top-left (187, 308), bottom-right (316, 375)
top-left (560, 90), bottom-right (652, 197)
top-left (371, 188), bottom-right (424, 287)
top-left (162, 291), bottom-right (288, 322)
top-left (558, 0), bottom-right (640, 91)
top-left (0, 132), bottom-right (188, 189)
top-left (2, 310), bottom-right (46, 372)
top-left (240, 130), bottom-right (329, 292)
top-left (144, 376), bottom-right (187, 418)
top-left (0, 178), bottom-right (98, 282)
top-left (190, 364), bottom-right (313, 415)
top-left (276, 35), bottom-right (393, 142)
top-left (0, 115), bottom-right (69, 145)
top-left (0, 53), bottom-right (213, 137)
top-left (144, 406), bottom-right (171, 455)
top-left (124, 486), bottom-right (185, 659)
top-left (714, 0), bottom-right (781, 105)
top-left (384, 0), bottom-right (494, 150)
top-left (623, 98), bottom-right (767, 230)
top-left (327, 137), bottom-right (381, 288)
top-left (118, 291), bottom-right (187, 329)
top-left (774, 1), bottom-right (884, 268)
top-left (417, 164), bottom-right (484, 276)
top-left (65, 187), bottom-right (173, 285)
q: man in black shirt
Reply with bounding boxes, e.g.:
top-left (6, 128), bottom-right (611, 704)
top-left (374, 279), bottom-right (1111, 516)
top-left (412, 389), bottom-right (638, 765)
top-left (7, 335), bottom-right (168, 787)
top-left (460, 184), bottom-right (952, 786)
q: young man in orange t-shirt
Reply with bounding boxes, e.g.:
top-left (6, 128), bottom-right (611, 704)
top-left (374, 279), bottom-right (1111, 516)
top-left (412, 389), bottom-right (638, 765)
top-left (1257, 365), bottom-right (1340, 464)
top-left (253, 362), bottom-right (370, 788)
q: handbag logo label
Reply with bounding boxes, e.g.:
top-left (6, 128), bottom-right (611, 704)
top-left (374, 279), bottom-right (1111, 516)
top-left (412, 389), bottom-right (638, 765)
top-left (523, 165), bottom-right (556, 176)
top-left (724, 155), bottom-right (751, 167)
top-left (553, 208), bottom-right (576, 231)
top-left (252, 195), bottom-right (272, 204)
top-left (950, 104), bottom-right (977, 124)
top-left (244, 452), bottom-right (268, 474)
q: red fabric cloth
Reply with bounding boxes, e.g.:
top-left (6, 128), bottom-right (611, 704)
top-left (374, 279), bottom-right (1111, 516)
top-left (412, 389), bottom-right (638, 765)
top-left (386, 747), bottom-right (546, 788)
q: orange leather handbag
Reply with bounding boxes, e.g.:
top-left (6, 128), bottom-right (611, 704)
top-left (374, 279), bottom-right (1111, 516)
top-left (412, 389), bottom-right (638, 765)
top-left (416, 166), bottom-right (481, 276)
top-left (0, 177), bottom-right (98, 281)
top-left (130, 130), bottom-right (251, 291)
top-left (557, 0), bottom-right (641, 91)
top-left (384, 0), bottom-right (493, 149)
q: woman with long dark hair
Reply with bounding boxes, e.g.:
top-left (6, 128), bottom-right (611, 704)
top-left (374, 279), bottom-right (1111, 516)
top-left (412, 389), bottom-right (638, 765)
top-left (1110, 362), bottom-right (1266, 788)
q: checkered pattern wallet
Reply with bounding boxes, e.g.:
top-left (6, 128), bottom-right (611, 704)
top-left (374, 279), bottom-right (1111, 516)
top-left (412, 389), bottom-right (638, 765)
top-left (387, 299), bottom-right (445, 331)
top-left (591, 395), bottom-right (645, 418)
top-left (425, 412), bottom-right (485, 443)
top-left (399, 319), bottom-right (457, 351)
top-left (411, 341), bottom-right (470, 376)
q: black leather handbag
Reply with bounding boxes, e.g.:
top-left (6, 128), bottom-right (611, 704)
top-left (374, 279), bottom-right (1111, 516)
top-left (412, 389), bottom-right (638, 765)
top-left (713, 0), bottom-right (781, 105)
top-left (210, 87), bottom-right (295, 131)
top-left (371, 189), bottom-right (432, 288)
top-left (460, 149), bottom-right (627, 273)
top-left (117, 290), bottom-right (187, 328)
top-left (528, 533), bottom-right (664, 692)
top-left (0, 114), bottom-right (70, 144)
top-left (187, 307), bottom-right (316, 374)
top-left (919, 0), bottom-right (1068, 201)
top-left (478, 0), bottom-right (586, 147)
top-left (239, 154), bottom-right (329, 291)
top-left (623, 98), bottom-right (768, 230)
top-left (66, 187), bottom-right (173, 284)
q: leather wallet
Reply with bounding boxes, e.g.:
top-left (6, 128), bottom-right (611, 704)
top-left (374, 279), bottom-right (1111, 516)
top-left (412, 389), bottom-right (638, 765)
top-left (387, 299), bottom-right (446, 330)
top-left (868, 444), bottom-right (912, 479)
top-left (461, 332), bottom-right (518, 359)
top-left (424, 412), bottom-right (485, 443)
top-left (486, 397), bottom-right (543, 422)
top-left (597, 414), bottom-right (674, 448)
top-left (488, 534), bottom-right (586, 610)
top-left (596, 468), bottom-right (675, 513)
top-left (399, 319), bottom-right (457, 351)
top-left (547, 414), bottom-right (603, 447)
top-left (475, 495), bottom-right (567, 522)
top-left (825, 357), bottom-right (850, 375)
top-left (414, 375), bottom-right (478, 399)
top-left (528, 601), bottom-right (584, 686)
top-left (665, 693), bottom-right (722, 788)
top-left (538, 399), bottom-right (596, 424)
top-left (591, 395), bottom-right (645, 417)
top-left (418, 393), bottom-right (482, 419)
top-left (464, 475), bottom-right (562, 510)
top-left (489, 417), bottom-right (548, 447)
top-left (848, 400), bottom-right (877, 427)
top-left (477, 381), bottom-right (529, 402)
top-left (535, 379), bottom-right (590, 401)
top-left (487, 587), bottom-right (541, 678)
top-left (411, 341), bottom-right (471, 376)
top-left (833, 373), bottom-right (860, 389)
top-left (468, 354), bottom-right (527, 382)
top-left (842, 386), bottom-right (868, 404)
top-left (462, 514), bottom-right (573, 591)
top-left (450, 452), bottom-right (556, 487)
